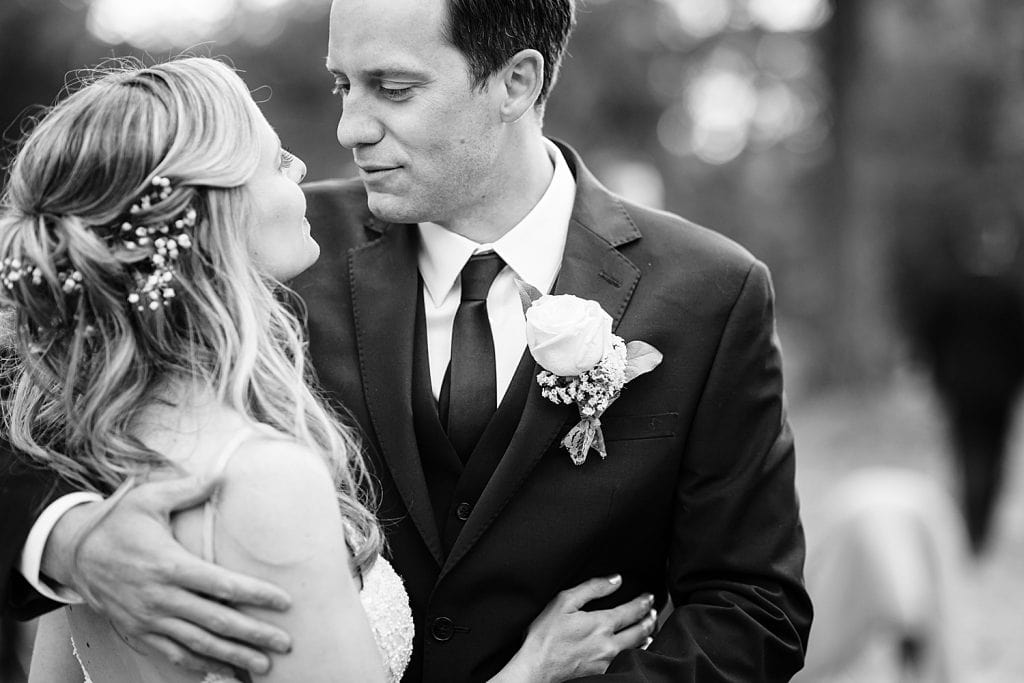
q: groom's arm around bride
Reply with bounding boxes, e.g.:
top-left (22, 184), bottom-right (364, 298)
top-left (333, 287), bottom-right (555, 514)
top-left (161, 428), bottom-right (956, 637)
top-left (1, 0), bottom-right (811, 680)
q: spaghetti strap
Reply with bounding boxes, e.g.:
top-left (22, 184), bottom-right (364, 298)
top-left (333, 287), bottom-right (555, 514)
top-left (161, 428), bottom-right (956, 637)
top-left (199, 426), bottom-right (290, 564)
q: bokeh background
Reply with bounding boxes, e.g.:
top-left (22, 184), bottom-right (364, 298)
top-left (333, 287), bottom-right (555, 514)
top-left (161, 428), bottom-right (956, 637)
top-left (2, 0), bottom-right (1024, 680)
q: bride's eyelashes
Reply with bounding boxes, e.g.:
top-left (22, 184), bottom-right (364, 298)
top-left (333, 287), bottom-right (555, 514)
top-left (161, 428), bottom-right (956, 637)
top-left (280, 148), bottom-right (297, 170)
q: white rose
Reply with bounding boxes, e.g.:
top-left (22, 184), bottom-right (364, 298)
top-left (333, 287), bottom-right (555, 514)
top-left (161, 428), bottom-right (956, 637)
top-left (525, 294), bottom-right (614, 376)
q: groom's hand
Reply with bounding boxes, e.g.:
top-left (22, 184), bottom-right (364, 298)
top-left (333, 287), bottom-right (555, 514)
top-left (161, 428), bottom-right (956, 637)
top-left (497, 575), bottom-right (658, 682)
top-left (41, 475), bottom-right (293, 676)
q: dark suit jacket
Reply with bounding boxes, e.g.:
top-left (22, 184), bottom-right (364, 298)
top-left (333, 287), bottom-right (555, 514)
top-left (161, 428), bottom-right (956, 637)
top-left (0, 142), bottom-right (811, 681)
top-left (0, 343), bottom-right (75, 620)
top-left (292, 142), bottom-right (811, 682)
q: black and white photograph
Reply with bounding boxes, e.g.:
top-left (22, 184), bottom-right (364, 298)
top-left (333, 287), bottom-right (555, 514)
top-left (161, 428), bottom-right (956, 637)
top-left (1, 0), bottom-right (1022, 681)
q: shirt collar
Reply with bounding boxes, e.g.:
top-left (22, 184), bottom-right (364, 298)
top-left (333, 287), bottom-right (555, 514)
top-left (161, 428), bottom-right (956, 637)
top-left (417, 138), bottom-right (576, 306)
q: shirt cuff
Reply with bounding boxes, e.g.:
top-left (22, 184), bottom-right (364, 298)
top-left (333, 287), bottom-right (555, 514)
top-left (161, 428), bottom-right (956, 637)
top-left (19, 492), bottom-right (103, 604)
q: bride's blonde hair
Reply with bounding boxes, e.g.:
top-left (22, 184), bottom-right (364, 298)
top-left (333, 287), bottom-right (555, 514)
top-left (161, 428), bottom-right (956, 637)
top-left (0, 57), bottom-right (382, 571)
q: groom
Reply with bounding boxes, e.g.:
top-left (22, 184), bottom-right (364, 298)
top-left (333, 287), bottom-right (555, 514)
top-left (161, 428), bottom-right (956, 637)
top-left (1, 0), bottom-right (811, 680)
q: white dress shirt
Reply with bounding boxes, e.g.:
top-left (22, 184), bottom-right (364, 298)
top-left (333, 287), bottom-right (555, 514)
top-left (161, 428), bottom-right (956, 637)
top-left (19, 139), bottom-right (577, 601)
top-left (417, 138), bottom-right (575, 403)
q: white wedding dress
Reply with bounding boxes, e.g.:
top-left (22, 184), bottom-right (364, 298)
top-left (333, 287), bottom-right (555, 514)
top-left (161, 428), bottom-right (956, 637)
top-left (70, 429), bottom-right (414, 683)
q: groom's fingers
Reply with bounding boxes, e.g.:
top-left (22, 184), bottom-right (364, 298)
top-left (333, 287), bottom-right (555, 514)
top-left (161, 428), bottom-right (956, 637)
top-left (606, 593), bottom-right (655, 632)
top-left (156, 617), bottom-right (272, 674)
top-left (172, 589), bottom-right (292, 653)
top-left (135, 632), bottom-right (235, 676)
top-left (131, 474), bottom-right (220, 514)
top-left (172, 554), bottom-right (292, 613)
top-left (560, 574), bottom-right (623, 611)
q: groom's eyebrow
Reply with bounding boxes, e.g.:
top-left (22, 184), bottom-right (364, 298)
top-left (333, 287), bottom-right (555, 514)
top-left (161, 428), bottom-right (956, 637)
top-left (325, 60), bottom-right (428, 81)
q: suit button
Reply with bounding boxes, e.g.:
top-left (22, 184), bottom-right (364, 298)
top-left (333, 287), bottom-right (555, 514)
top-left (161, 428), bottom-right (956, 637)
top-left (455, 502), bottom-right (473, 521)
top-left (431, 616), bottom-right (455, 642)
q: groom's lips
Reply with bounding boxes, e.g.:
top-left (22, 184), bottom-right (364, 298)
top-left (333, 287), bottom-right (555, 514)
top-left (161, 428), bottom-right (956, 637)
top-left (358, 164), bottom-right (400, 178)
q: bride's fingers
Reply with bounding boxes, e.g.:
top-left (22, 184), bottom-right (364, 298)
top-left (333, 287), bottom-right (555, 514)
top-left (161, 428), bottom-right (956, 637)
top-left (605, 593), bottom-right (655, 632)
top-left (154, 617), bottom-right (272, 674)
top-left (169, 589), bottom-right (291, 653)
top-left (611, 609), bottom-right (658, 651)
top-left (134, 632), bottom-right (235, 676)
top-left (559, 574), bottom-right (624, 611)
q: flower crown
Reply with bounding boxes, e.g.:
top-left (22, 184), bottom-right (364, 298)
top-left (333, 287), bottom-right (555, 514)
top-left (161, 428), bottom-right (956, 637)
top-left (0, 175), bottom-right (196, 315)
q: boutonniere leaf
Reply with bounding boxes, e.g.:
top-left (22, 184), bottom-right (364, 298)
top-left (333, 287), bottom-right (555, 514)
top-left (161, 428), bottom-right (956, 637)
top-left (624, 341), bottom-right (663, 382)
top-left (514, 277), bottom-right (663, 465)
top-left (515, 277), bottom-right (543, 315)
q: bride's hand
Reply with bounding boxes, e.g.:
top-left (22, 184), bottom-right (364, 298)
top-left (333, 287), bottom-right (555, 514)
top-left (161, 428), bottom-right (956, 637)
top-left (491, 575), bottom-right (657, 683)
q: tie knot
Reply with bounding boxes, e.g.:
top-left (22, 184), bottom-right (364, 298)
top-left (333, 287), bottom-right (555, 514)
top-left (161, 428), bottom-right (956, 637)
top-left (460, 252), bottom-right (505, 301)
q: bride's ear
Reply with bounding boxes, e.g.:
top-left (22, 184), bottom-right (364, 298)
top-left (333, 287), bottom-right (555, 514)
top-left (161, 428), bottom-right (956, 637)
top-left (498, 49), bottom-right (544, 124)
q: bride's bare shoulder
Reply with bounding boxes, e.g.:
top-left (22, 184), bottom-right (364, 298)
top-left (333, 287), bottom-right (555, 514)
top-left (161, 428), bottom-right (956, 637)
top-left (174, 429), bottom-right (346, 568)
top-left (213, 433), bottom-right (344, 565)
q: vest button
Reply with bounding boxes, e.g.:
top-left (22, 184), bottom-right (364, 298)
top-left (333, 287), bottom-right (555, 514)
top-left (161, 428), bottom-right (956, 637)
top-left (431, 616), bottom-right (455, 642)
top-left (455, 502), bottom-right (473, 521)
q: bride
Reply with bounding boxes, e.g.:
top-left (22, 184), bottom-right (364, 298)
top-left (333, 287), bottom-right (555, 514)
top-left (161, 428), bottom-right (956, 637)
top-left (2, 57), bottom-right (654, 682)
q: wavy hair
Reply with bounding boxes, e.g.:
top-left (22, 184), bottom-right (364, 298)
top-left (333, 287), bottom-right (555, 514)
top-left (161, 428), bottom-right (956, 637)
top-left (0, 57), bottom-right (381, 572)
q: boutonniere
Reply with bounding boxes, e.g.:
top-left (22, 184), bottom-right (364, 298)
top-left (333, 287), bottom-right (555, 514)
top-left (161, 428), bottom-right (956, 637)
top-left (516, 279), bottom-right (663, 465)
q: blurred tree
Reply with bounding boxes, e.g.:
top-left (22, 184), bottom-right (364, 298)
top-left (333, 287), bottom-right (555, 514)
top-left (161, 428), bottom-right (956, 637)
top-left (0, 1), bottom-right (348, 188)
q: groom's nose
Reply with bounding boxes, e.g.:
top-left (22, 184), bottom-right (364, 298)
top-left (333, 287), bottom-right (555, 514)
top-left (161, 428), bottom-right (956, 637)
top-left (336, 96), bottom-right (385, 149)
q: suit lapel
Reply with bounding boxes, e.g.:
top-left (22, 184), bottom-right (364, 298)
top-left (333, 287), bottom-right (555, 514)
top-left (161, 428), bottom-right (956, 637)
top-left (349, 221), bottom-right (445, 565)
top-left (440, 144), bottom-right (642, 577)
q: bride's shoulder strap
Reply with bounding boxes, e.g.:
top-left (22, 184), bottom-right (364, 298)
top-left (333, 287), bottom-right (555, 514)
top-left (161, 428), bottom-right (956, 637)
top-left (201, 426), bottom-right (294, 563)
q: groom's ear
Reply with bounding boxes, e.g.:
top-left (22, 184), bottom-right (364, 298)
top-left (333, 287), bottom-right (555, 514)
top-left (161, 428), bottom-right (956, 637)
top-left (498, 49), bottom-right (544, 124)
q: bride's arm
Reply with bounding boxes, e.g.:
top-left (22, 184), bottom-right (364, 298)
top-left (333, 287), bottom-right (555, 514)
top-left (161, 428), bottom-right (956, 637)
top-left (177, 437), bottom-right (386, 682)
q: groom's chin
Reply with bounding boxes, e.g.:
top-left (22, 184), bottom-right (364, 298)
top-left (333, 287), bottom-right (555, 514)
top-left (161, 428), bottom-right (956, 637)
top-left (365, 192), bottom-right (424, 226)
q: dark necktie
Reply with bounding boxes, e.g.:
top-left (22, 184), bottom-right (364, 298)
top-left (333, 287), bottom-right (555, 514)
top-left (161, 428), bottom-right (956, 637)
top-left (445, 251), bottom-right (505, 463)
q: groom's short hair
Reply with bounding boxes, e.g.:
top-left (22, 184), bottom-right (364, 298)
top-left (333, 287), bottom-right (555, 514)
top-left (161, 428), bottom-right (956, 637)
top-left (443, 0), bottom-right (575, 104)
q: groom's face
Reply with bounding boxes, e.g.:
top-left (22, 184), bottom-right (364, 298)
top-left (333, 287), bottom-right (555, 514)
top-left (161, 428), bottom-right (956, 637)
top-left (327, 0), bottom-right (504, 226)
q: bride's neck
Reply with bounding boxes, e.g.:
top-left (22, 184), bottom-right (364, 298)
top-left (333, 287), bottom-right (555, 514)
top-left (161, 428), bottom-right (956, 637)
top-left (132, 378), bottom-right (235, 450)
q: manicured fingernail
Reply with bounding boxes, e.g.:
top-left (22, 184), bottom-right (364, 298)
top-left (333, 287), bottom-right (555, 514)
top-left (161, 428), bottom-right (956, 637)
top-left (644, 594), bottom-right (654, 607)
top-left (650, 609), bottom-right (657, 620)
top-left (643, 636), bottom-right (653, 648)
top-left (608, 574), bottom-right (622, 585)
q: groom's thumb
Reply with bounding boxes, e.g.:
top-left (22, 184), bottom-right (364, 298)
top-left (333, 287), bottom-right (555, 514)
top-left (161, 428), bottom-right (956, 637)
top-left (142, 474), bottom-right (219, 513)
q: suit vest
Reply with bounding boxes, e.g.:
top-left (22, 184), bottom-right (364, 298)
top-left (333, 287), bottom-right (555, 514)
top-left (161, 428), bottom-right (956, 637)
top-left (411, 288), bottom-right (534, 555)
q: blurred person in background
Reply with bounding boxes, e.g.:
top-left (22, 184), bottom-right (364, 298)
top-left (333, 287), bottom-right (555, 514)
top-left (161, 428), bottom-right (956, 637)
top-left (893, 180), bottom-right (1024, 555)
top-left (3, 0), bottom-right (811, 681)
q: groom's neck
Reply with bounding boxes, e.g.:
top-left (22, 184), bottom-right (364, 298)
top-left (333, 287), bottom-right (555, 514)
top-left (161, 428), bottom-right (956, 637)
top-left (438, 133), bottom-right (554, 244)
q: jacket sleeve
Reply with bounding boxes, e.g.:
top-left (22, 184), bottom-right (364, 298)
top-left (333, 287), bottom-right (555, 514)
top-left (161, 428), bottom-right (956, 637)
top-left (1, 396), bottom-right (71, 620)
top-left (573, 260), bottom-right (812, 681)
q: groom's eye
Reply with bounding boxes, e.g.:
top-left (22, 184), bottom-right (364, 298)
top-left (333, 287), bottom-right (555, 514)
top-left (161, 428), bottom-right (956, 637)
top-left (379, 84), bottom-right (413, 101)
top-left (331, 81), bottom-right (350, 97)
